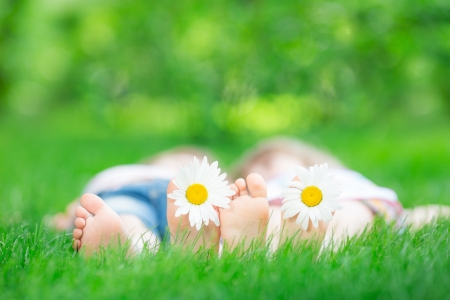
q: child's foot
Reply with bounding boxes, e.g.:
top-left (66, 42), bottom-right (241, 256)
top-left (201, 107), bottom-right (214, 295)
top-left (219, 173), bottom-right (269, 251)
top-left (72, 193), bottom-right (127, 256)
top-left (279, 177), bottom-right (329, 248)
top-left (166, 180), bottom-right (221, 252)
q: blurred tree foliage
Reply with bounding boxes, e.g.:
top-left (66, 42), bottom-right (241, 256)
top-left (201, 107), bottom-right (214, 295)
top-left (0, 0), bottom-right (449, 138)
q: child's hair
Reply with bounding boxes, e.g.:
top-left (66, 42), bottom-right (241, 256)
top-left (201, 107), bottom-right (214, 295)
top-left (140, 145), bottom-right (216, 166)
top-left (231, 136), bottom-right (344, 179)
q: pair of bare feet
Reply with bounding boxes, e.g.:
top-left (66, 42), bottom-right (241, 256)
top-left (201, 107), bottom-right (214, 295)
top-left (72, 173), bottom-right (326, 256)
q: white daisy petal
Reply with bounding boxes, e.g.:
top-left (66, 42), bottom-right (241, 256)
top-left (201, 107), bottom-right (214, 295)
top-left (281, 195), bottom-right (300, 202)
top-left (175, 203), bottom-right (192, 217)
top-left (332, 202), bottom-right (343, 210)
top-left (282, 163), bottom-right (342, 230)
top-left (210, 160), bottom-right (219, 172)
top-left (282, 196), bottom-right (301, 204)
top-left (172, 179), bottom-right (183, 191)
top-left (209, 183), bottom-right (229, 192)
top-left (225, 189), bottom-right (236, 196)
top-left (322, 191), bottom-right (342, 200)
top-left (319, 206), bottom-right (332, 222)
top-left (287, 181), bottom-right (306, 190)
top-left (309, 209), bottom-right (317, 223)
top-left (174, 198), bottom-right (188, 206)
top-left (283, 193), bottom-right (300, 199)
top-left (209, 197), bottom-right (230, 208)
top-left (281, 200), bottom-right (300, 212)
top-left (310, 164), bottom-right (319, 185)
top-left (174, 206), bottom-right (182, 217)
top-left (178, 165), bottom-right (187, 178)
top-left (318, 200), bottom-right (335, 211)
top-left (199, 204), bottom-right (209, 226)
top-left (319, 178), bottom-right (338, 189)
top-left (188, 206), bottom-right (196, 227)
top-left (295, 208), bottom-right (309, 225)
top-left (193, 157), bottom-right (200, 182)
top-left (283, 203), bottom-right (303, 219)
top-left (320, 174), bottom-right (337, 189)
top-left (282, 187), bottom-right (302, 196)
top-left (173, 190), bottom-right (186, 197)
top-left (175, 176), bottom-right (188, 191)
top-left (295, 166), bottom-right (311, 186)
top-left (169, 156), bottom-right (234, 229)
top-left (209, 186), bottom-right (234, 194)
top-left (187, 161), bottom-right (194, 177)
top-left (205, 162), bottom-right (220, 186)
top-left (311, 206), bottom-right (322, 222)
top-left (205, 204), bottom-right (220, 226)
top-left (315, 163), bottom-right (328, 186)
top-left (215, 173), bottom-right (227, 185)
top-left (302, 212), bottom-right (310, 230)
top-left (323, 200), bottom-right (342, 210)
top-left (200, 156), bottom-right (211, 185)
top-left (206, 173), bottom-right (225, 188)
top-left (192, 206), bottom-right (202, 230)
top-left (195, 221), bottom-right (202, 231)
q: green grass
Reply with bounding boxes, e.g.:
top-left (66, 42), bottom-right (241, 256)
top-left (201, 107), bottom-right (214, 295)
top-left (1, 108), bottom-right (450, 299)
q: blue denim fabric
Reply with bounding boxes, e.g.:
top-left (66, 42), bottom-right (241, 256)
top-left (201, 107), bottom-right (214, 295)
top-left (97, 179), bottom-right (170, 240)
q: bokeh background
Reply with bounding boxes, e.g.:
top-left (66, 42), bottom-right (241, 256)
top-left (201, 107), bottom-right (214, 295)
top-left (1, 0), bottom-right (450, 224)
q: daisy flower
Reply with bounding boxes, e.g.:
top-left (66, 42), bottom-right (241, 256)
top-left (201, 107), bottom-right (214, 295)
top-left (168, 156), bottom-right (235, 230)
top-left (281, 163), bottom-right (342, 230)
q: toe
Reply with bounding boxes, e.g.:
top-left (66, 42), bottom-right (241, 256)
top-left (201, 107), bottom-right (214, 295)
top-left (75, 206), bottom-right (91, 219)
top-left (74, 217), bottom-right (86, 229)
top-left (229, 184), bottom-right (239, 200)
top-left (72, 239), bottom-right (81, 251)
top-left (292, 175), bottom-right (301, 182)
top-left (246, 173), bottom-right (267, 198)
top-left (73, 228), bottom-right (83, 239)
top-left (80, 193), bottom-right (107, 215)
top-left (235, 178), bottom-right (248, 196)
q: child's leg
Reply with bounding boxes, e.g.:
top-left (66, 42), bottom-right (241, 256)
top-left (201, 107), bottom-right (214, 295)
top-left (120, 214), bottom-right (160, 253)
top-left (322, 200), bottom-right (374, 249)
top-left (402, 205), bottom-right (450, 230)
top-left (268, 200), bottom-right (374, 250)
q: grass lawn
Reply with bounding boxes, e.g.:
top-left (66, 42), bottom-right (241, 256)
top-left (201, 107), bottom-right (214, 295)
top-left (1, 107), bottom-right (449, 299)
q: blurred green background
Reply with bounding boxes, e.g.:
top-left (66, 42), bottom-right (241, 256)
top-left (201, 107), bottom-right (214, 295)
top-left (1, 0), bottom-right (450, 223)
top-left (2, 0), bottom-right (449, 136)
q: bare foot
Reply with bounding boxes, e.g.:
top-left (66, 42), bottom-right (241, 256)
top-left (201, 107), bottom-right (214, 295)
top-left (166, 180), bottom-right (221, 252)
top-left (279, 176), bottom-right (329, 248)
top-left (219, 173), bottom-right (269, 251)
top-left (72, 193), bottom-right (127, 256)
top-left (279, 211), bottom-right (329, 248)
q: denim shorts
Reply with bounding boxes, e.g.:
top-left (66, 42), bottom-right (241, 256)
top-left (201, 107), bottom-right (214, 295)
top-left (96, 179), bottom-right (170, 241)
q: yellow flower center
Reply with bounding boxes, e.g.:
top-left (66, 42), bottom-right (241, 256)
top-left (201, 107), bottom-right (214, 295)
top-left (186, 183), bottom-right (208, 205)
top-left (301, 186), bottom-right (323, 207)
